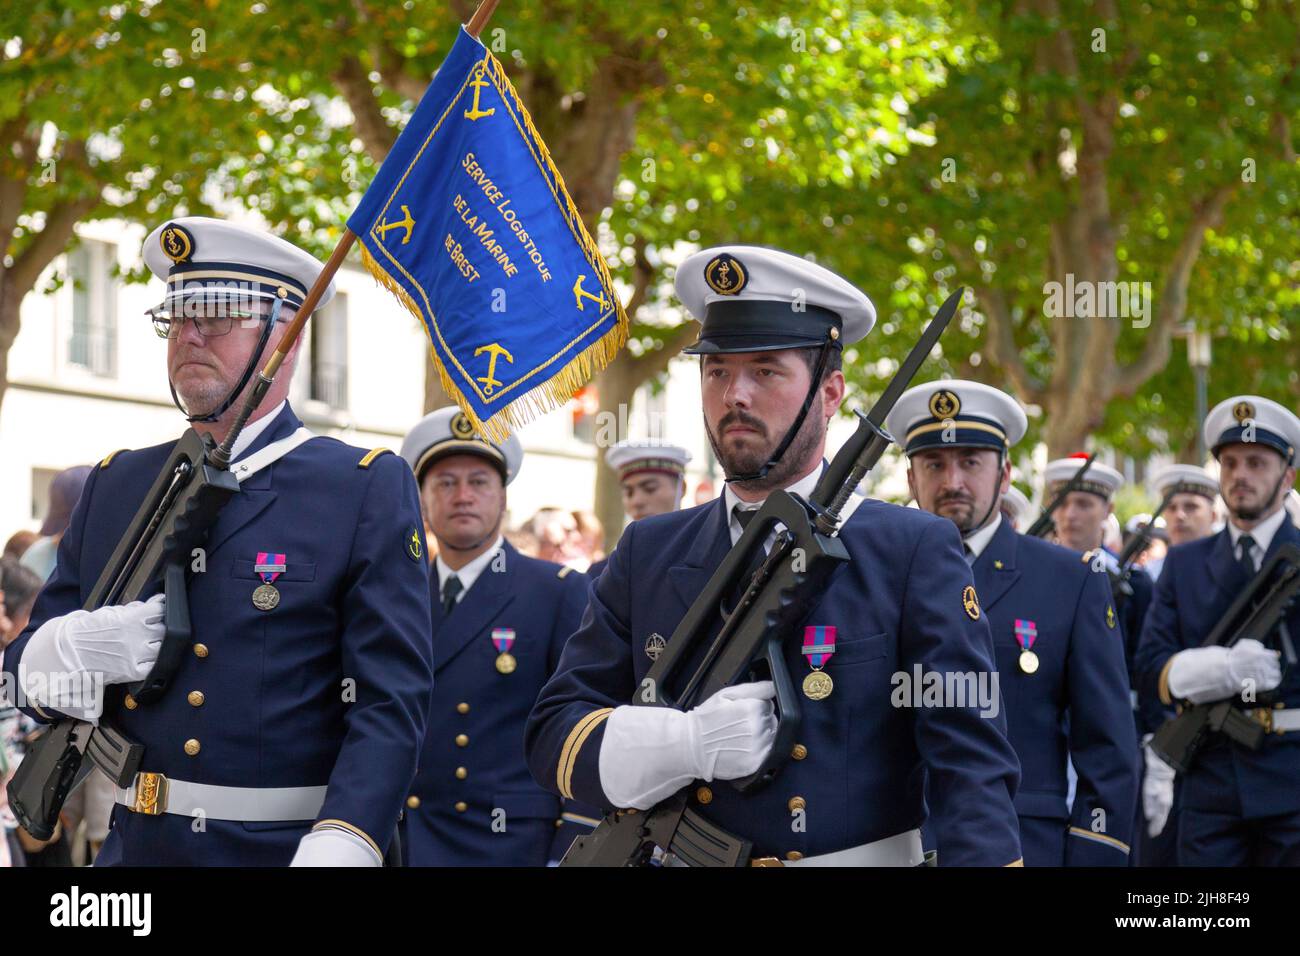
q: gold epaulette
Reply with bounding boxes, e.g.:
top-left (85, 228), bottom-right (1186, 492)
top-left (358, 447), bottom-right (393, 469)
top-left (99, 449), bottom-right (129, 469)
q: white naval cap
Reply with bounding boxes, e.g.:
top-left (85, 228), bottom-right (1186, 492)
top-left (1150, 463), bottom-right (1219, 501)
top-left (886, 379), bottom-right (1028, 456)
top-left (1204, 395), bottom-right (1300, 465)
top-left (1125, 512), bottom-right (1168, 536)
top-left (143, 216), bottom-right (336, 312)
top-left (605, 440), bottom-right (692, 481)
top-left (674, 245), bottom-right (875, 354)
top-left (1001, 485), bottom-right (1034, 527)
top-left (400, 405), bottom-right (523, 486)
top-left (1044, 454), bottom-right (1125, 501)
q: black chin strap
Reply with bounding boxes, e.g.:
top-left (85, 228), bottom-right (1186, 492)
top-left (169, 299), bottom-right (283, 424)
top-left (962, 450), bottom-right (1008, 541)
top-left (725, 338), bottom-right (836, 485)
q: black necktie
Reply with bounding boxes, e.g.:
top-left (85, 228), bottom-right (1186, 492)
top-left (727, 506), bottom-right (764, 614)
top-left (1238, 535), bottom-right (1258, 578)
top-left (963, 543), bottom-right (975, 566)
top-left (441, 574), bottom-right (463, 615)
top-left (734, 506), bottom-right (758, 533)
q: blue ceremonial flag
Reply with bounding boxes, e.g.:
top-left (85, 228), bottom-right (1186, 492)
top-left (348, 26), bottom-right (628, 441)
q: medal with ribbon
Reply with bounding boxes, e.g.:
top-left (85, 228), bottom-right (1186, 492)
top-left (801, 625), bottom-right (836, 700)
top-left (1014, 619), bottom-right (1039, 674)
top-left (252, 551), bottom-right (285, 611)
top-left (492, 627), bottom-right (517, 674)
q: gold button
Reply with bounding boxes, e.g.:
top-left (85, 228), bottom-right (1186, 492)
top-left (787, 797), bottom-right (806, 813)
top-left (455, 734), bottom-right (469, 747)
top-left (555, 819), bottom-right (563, 828)
top-left (786, 851), bottom-right (804, 861)
top-left (193, 643), bottom-right (209, 659)
top-left (457, 702), bottom-right (470, 714)
top-left (454, 801), bottom-right (467, 813)
top-left (791, 744), bottom-right (808, 761)
top-left (184, 739), bottom-right (201, 756)
top-left (124, 694), bottom-right (138, 710)
top-left (695, 786), bottom-right (713, 804)
top-left (187, 691), bottom-right (205, 707)
top-left (455, 767), bottom-right (468, 780)
top-left (406, 796), bottom-right (421, 809)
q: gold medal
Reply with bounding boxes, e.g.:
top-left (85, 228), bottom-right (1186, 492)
top-left (802, 670), bottom-right (834, 700)
top-left (495, 652), bottom-right (517, 675)
top-left (1019, 649), bottom-right (1039, 674)
top-left (252, 583), bottom-right (280, 611)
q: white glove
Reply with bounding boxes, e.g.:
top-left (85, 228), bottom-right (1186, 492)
top-left (289, 827), bottom-right (382, 867)
top-left (19, 595), bottom-right (166, 720)
top-left (1166, 638), bottom-right (1281, 705)
top-left (1142, 734), bottom-right (1176, 838)
top-left (598, 681), bottom-right (778, 810)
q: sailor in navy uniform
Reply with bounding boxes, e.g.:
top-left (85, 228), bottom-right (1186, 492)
top-left (2, 217), bottom-right (434, 865)
top-left (888, 381), bottom-right (1137, 865)
top-left (1145, 465), bottom-right (1220, 584)
top-left (397, 408), bottom-right (593, 865)
top-left (1136, 464), bottom-right (1220, 865)
top-left (1044, 456), bottom-right (1155, 711)
top-left (1136, 396), bottom-right (1300, 865)
top-left (589, 441), bottom-right (693, 579)
top-left (1000, 485), bottom-right (1035, 532)
top-left (525, 246), bottom-right (1023, 866)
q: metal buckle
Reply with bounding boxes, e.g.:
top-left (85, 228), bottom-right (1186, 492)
top-left (750, 856), bottom-right (784, 867)
top-left (131, 772), bottom-right (169, 815)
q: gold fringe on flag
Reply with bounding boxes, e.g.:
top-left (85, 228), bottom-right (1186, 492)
top-left (359, 245), bottom-right (628, 445)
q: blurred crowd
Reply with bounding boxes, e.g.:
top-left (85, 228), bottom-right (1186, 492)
top-left (1, 465), bottom-right (113, 867)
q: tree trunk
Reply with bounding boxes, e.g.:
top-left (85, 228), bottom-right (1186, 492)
top-left (423, 349), bottom-right (451, 414)
top-left (592, 357), bottom-right (640, 552)
top-left (0, 294), bottom-right (17, 417)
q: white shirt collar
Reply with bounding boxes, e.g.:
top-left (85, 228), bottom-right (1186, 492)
top-left (964, 513), bottom-right (1003, 561)
top-left (436, 535), bottom-right (505, 600)
top-left (229, 400), bottom-right (287, 463)
top-left (723, 464), bottom-right (823, 546)
top-left (1228, 505), bottom-right (1288, 561)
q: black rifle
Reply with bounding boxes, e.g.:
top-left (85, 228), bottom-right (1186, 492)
top-left (6, 429), bottom-right (240, 839)
top-left (1098, 488), bottom-right (1178, 607)
top-left (1150, 544), bottom-right (1300, 774)
top-left (560, 289), bottom-right (963, 867)
top-left (1116, 489), bottom-right (1175, 575)
top-left (1025, 453), bottom-right (1097, 539)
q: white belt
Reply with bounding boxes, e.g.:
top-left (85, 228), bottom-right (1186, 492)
top-left (1242, 707), bottom-right (1300, 734)
top-left (753, 828), bottom-right (925, 867)
top-left (230, 427), bottom-right (316, 483)
top-left (115, 773), bottom-right (327, 822)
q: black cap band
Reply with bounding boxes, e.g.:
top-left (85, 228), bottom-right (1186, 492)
top-left (1212, 425), bottom-right (1295, 464)
top-left (683, 300), bottom-right (843, 354)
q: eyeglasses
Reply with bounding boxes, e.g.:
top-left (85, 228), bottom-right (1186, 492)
top-left (147, 304), bottom-right (284, 340)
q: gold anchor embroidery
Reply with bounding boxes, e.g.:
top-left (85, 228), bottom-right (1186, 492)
top-left (376, 204), bottom-right (415, 244)
top-left (464, 65), bottom-right (496, 121)
top-left (474, 342), bottom-right (514, 395)
top-left (572, 274), bottom-right (609, 312)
